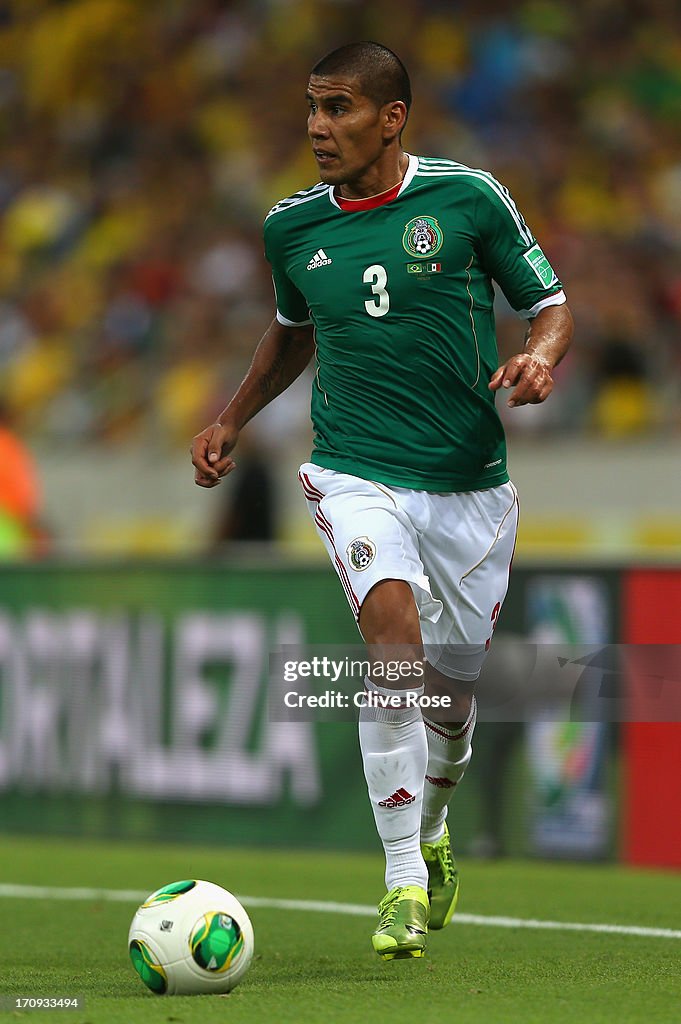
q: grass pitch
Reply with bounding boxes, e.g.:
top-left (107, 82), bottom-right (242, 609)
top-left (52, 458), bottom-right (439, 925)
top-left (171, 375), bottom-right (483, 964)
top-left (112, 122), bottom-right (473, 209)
top-left (1, 835), bottom-right (680, 1024)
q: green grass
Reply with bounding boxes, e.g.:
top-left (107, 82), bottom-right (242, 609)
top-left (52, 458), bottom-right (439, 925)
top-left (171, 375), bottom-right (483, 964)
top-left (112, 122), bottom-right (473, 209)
top-left (1, 836), bottom-right (680, 1023)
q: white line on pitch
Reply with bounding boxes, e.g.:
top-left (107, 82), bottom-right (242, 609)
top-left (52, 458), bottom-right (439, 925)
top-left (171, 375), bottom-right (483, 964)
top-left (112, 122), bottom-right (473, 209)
top-left (0, 883), bottom-right (679, 940)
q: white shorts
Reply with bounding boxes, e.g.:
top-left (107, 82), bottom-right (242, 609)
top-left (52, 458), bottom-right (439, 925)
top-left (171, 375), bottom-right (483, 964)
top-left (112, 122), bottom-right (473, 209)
top-left (299, 463), bottom-right (519, 681)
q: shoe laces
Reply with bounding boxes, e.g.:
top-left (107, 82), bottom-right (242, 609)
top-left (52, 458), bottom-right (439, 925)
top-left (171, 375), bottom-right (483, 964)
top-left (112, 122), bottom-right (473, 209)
top-left (436, 839), bottom-right (456, 885)
top-left (377, 887), bottom-right (405, 926)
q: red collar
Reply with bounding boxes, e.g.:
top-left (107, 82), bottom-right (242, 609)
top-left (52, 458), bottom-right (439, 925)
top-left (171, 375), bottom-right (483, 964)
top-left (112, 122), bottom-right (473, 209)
top-left (335, 179), bottom-right (403, 212)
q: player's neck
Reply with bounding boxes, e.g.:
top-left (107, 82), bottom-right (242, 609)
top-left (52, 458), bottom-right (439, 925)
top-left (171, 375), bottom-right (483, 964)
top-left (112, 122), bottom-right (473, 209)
top-left (336, 151), bottom-right (409, 201)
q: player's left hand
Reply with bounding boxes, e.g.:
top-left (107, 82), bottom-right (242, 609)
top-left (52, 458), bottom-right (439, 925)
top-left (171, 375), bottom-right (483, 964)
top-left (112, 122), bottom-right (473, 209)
top-left (488, 353), bottom-right (554, 407)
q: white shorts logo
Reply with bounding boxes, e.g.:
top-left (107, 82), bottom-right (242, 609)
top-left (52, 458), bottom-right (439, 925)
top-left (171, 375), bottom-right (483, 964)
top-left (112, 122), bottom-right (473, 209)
top-left (347, 537), bottom-right (376, 571)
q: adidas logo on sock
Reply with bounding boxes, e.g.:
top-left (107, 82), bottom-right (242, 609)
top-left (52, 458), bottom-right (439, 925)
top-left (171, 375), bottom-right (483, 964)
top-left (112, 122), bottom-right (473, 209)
top-left (306, 248), bottom-right (332, 270)
top-left (425, 775), bottom-right (456, 789)
top-left (378, 787), bottom-right (415, 808)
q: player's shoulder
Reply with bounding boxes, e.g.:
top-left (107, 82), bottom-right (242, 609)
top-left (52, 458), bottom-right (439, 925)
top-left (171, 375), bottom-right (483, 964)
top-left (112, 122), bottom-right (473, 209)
top-left (264, 181), bottom-right (330, 226)
top-left (414, 155), bottom-right (509, 201)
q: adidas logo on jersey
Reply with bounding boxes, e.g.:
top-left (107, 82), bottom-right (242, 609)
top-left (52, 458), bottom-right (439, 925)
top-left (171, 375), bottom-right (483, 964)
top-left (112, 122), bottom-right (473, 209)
top-left (378, 787), bottom-right (415, 808)
top-left (306, 248), bottom-right (332, 270)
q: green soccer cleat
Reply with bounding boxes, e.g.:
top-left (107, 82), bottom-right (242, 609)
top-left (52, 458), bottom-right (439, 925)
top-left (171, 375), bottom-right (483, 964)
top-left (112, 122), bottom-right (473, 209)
top-left (422, 823), bottom-right (460, 930)
top-left (371, 885), bottom-right (429, 960)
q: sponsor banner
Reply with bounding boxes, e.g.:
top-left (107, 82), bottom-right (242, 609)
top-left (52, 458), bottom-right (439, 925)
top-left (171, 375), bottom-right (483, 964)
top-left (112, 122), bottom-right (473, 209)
top-left (525, 577), bottom-right (611, 859)
top-left (0, 563), bottom-right (626, 855)
top-left (622, 570), bottom-right (681, 869)
top-left (0, 563), bottom-right (376, 848)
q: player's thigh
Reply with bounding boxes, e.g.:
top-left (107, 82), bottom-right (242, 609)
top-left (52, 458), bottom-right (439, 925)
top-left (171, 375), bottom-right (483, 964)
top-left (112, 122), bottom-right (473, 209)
top-left (298, 463), bottom-right (441, 624)
top-left (421, 482), bottom-right (519, 680)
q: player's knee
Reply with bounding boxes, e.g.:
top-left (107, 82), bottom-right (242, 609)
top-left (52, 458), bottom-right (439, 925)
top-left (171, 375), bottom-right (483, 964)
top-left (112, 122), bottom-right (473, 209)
top-left (424, 668), bottom-right (475, 724)
top-left (359, 579), bottom-right (421, 646)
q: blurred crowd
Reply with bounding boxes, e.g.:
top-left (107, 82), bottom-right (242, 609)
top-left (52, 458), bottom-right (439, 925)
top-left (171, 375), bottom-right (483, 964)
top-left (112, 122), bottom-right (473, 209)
top-left (0, 0), bottom-right (680, 454)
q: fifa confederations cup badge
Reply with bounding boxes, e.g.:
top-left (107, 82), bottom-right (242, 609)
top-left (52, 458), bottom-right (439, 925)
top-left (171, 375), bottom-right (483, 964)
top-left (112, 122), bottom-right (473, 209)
top-left (402, 215), bottom-right (444, 258)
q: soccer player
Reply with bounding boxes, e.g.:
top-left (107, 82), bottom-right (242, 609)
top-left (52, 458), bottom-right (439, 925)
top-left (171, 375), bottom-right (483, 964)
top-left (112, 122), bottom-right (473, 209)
top-left (191, 41), bottom-right (573, 960)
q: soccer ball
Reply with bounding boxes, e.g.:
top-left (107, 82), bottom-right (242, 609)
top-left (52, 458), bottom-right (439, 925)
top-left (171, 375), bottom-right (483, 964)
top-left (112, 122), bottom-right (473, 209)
top-left (128, 879), bottom-right (254, 995)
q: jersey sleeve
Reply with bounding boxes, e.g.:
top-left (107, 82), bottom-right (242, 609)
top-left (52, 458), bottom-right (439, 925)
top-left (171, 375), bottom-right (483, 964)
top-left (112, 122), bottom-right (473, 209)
top-left (474, 179), bottom-right (566, 319)
top-left (263, 217), bottom-right (312, 327)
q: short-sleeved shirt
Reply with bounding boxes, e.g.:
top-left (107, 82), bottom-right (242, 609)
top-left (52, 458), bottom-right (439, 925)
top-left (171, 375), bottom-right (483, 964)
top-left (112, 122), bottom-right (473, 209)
top-left (264, 154), bottom-right (565, 493)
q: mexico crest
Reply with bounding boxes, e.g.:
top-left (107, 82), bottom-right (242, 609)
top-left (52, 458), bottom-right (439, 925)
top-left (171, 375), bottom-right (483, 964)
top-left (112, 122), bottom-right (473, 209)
top-left (402, 215), bottom-right (443, 258)
top-left (347, 537), bottom-right (376, 571)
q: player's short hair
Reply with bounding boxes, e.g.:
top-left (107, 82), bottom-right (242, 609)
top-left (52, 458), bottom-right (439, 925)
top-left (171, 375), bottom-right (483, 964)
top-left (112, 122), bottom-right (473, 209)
top-left (311, 41), bottom-right (412, 125)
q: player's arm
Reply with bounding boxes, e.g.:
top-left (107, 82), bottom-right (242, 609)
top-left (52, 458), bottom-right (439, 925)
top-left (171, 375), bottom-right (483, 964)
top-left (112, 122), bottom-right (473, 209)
top-left (472, 179), bottom-right (574, 407)
top-left (191, 318), bottom-right (314, 487)
top-left (489, 302), bottom-right (574, 407)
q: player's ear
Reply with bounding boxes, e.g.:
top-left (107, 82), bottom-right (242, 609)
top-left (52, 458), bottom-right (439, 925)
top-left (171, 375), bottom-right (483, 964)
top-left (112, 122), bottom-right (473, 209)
top-left (383, 101), bottom-right (407, 141)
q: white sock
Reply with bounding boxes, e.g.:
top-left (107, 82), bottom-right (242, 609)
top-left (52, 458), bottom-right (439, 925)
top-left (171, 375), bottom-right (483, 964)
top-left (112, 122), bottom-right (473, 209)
top-left (420, 696), bottom-right (477, 844)
top-left (359, 678), bottom-right (428, 891)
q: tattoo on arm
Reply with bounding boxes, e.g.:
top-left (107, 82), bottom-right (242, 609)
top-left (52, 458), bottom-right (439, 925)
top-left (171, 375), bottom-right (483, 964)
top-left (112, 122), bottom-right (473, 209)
top-left (258, 335), bottom-right (292, 396)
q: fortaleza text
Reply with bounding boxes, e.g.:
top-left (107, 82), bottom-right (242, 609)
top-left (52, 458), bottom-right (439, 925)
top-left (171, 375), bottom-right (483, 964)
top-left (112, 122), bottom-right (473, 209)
top-left (282, 658), bottom-right (426, 684)
top-left (283, 690), bottom-right (453, 710)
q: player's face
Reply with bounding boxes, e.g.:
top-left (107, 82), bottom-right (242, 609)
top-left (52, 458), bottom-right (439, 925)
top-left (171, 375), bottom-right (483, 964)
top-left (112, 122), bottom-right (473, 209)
top-left (306, 75), bottom-right (392, 187)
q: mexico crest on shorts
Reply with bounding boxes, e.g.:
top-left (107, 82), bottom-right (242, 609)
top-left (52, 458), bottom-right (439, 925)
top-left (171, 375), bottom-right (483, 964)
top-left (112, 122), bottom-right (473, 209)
top-left (347, 536), bottom-right (376, 571)
top-left (402, 215), bottom-right (443, 258)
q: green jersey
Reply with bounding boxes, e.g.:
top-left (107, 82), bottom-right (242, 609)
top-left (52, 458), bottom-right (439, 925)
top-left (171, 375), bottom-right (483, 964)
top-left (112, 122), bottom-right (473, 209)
top-left (263, 154), bottom-right (564, 492)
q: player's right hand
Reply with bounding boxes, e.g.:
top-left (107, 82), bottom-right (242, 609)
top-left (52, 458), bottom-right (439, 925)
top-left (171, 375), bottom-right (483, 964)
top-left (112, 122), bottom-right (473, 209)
top-left (191, 421), bottom-right (239, 487)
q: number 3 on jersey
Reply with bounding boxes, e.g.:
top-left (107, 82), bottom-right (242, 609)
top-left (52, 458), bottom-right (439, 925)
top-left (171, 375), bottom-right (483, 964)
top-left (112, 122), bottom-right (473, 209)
top-left (363, 264), bottom-right (389, 318)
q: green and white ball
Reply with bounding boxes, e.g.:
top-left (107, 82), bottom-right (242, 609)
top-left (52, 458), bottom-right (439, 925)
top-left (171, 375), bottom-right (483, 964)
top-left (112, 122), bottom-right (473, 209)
top-left (128, 879), bottom-right (254, 995)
